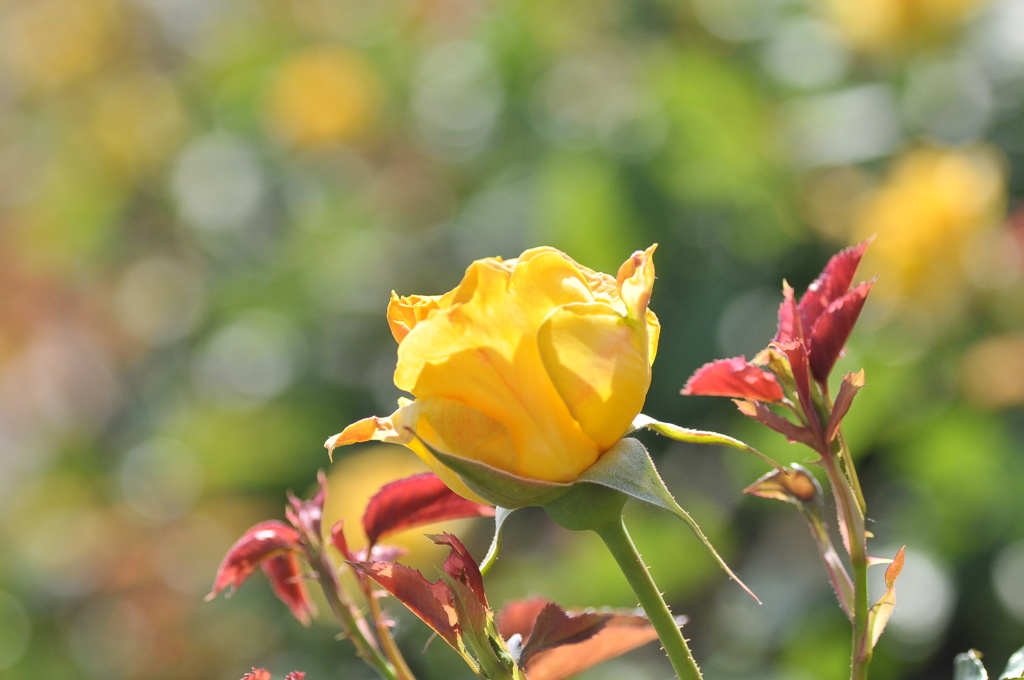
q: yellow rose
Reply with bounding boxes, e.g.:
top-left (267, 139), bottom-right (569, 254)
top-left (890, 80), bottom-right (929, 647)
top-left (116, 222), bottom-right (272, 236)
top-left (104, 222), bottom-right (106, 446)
top-left (326, 246), bottom-right (660, 501)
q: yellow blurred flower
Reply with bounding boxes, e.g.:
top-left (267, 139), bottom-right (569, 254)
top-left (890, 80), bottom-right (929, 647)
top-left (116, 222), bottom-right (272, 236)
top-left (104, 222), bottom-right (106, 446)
top-left (0, 0), bottom-right (123, 94)
top-left (83, 70), bottom-right (186, 175)
top-left (266, 46), bottom-right (381, 148)
top-left (960, 334), bottom-right (1024, 408)
top-left (853, 146), bottom-right (1005, 308)
top-left (326, 246), bottom-right (660, 499)
top-left (824, 0), bottom-right (989, 53)
top-left (320, 445), bottom-right (475, 565)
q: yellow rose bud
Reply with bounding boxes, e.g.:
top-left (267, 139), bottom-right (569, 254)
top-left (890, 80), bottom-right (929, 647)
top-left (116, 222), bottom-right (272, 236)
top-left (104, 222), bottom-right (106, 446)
top-left (326, 246), bottom-right (660, 501)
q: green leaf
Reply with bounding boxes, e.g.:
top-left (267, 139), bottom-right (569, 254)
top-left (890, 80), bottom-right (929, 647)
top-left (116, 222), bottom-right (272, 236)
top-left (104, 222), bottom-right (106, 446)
top-left (954, 650), bottom-right (989, 680)
top-left (423, 432), bottom-right (755, 600)
top-left (635, 414), bottom-right (781, 470)
top-left (865, 546), bottom-right (905, 651)
top-left (441, 574), bottom-right (521, 680)
top-left (1001, 645), bottom-right (1024, 679)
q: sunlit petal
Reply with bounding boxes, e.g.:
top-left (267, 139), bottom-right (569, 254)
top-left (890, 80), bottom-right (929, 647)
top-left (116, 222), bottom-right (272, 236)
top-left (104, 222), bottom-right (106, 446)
top-left (539, 302), bottom-right (650, 450)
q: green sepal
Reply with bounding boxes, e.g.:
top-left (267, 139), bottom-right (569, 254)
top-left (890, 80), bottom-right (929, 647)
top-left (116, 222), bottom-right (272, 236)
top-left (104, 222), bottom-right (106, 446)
top-left (551, 437), bottom-right (758, 602)
top-left (480, 507), bottom-right (516, 575)
top-left (544, 482), bottom-right (628, 532)
top-left (422, 433), bottom-right (755, 601)
top-left (427, 444), bottom-right (571, 509)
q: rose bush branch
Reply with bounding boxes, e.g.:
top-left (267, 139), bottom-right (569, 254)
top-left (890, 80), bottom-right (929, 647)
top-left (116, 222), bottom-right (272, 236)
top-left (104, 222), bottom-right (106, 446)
top-left (682, 240), bottom-right (905, 680)
top-left (355, 528), bottom-right (672, 680)
top-left (208, 466), bottom-right (667, 680)
top-left (207, 471), bottom-right (494, 680)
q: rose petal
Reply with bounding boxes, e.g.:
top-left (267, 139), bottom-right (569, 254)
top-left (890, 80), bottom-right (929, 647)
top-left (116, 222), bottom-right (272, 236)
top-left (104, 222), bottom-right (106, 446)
top-left (393, 255), bottom-right (600, 481)
top-left (325, 413), bottom-right (410, 456)
top-left (538, 301), bottom-right (651, 451)
top-left (387, 291), bottom-right (452, 343)
top-left (616, 245), bottom-right (657, 323)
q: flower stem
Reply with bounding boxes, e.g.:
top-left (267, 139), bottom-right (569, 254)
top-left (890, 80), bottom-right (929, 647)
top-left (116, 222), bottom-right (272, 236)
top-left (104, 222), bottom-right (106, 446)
top-left (594, 516), bottom-right (703, 680)
top-left (363, 576), bottom-right (418, 680)
top-left (310, 547), bottom-right (400, 680)
top-left (820, 444), bottom-right (870, 680)
top-left (815, 383), bottom-right (873, 680)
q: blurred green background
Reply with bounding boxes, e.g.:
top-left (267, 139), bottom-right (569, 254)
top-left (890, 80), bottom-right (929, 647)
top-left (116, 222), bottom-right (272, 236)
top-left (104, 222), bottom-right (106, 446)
top-left (1, 0), bottom-right (1023, 678)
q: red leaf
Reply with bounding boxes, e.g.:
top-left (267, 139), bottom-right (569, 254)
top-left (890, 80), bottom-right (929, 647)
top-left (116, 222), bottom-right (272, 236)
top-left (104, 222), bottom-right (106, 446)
top-left (681, 357), bottom-right (784, 402)
top-left (774, 281), bottom-right (801, 344)
top-left (521, 603), bottom-right (610, 662)
top-left (496, 597), bottom-right (548, 640)
top-left (285, 470), bottom-right (328, 538)
top-left (240, 671), bottom-right (304, 680)
top-left (798, 239), bottom-right (871, 332)
top-left (807, 280), bottom-right (874, 383)
top-left (352, 533), bottom-right (489, 652)
top-left (496, 598), bottom-right (664, 680)
top-left (885, 546), bottom-right (906, 588)
top-left (432, 533), bottom-right (488, 608)
top-left (207, 521), bottom-right (302, 600)
top-left (352, 560), bottom-right (460, 647)
top-left (826, 370), bottom-right (865, 443)
top-left (262, 551), bottom-right (316, 626)
top-left (498, 599), bottom-right (604, 658)
top-left (866, 546), bottom-right (906, 651)
top-left (368, 544), bottom-right (407, 562)
top-left (775, 340), bottom-right (823, 447)
top-left (734, 399), bottom-right (817, 448)
top-left (329, 519), bottom-right (357, 561)
top-left (241, 670), bottom-right (272, 680)
top-left (362, 473), bottom-right (495, 547)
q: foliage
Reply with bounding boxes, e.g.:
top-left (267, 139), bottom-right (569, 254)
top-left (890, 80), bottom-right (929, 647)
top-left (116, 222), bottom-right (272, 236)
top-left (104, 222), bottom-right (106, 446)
top-left (2, 0), bottom-right (1024, 678)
